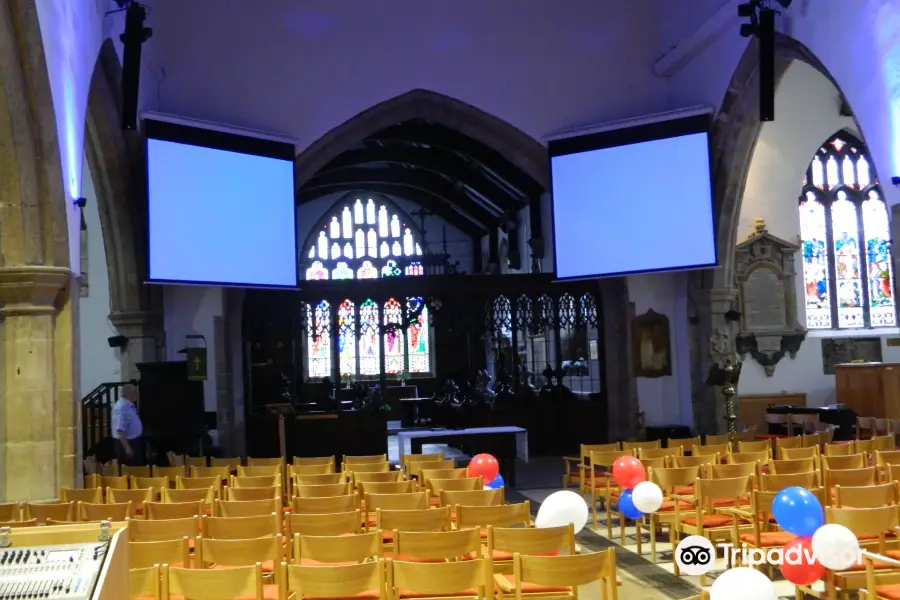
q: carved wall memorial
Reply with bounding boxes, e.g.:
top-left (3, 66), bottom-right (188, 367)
top-left (734, 219), bottom-right (807, 376)
top-left (821, 337), bottom-right (883, 374)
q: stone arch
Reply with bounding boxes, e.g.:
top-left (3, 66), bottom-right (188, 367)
top-left (84, 38), bottom-right (158, 317)
top-left (293, 89), bottom-right (549, 191)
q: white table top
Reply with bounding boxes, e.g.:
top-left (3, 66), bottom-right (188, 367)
top-left (396, 426), bottom-right (528, 462)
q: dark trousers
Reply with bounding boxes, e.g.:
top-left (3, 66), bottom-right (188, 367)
top-left (114, 437), bottom-right (145, 466)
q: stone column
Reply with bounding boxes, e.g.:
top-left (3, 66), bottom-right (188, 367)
top-left (690, 284), bottom-right (739, 435)
top-left (0, 266), bottom-right (71, 501)
top-left (599, 277), bottom-right (639, 441)
top-left (108, 310), bottom-right (163, 381)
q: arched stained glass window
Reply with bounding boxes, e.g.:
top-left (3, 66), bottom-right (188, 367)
top-left (799, 133), bottom-right (895, 329)
top-left (301, 195), bottom-right (433, 379)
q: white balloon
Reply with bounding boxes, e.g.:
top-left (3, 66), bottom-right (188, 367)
top-left (812, 524), bottom-right (860, 571)
top-left (631, 481), bottom-right (664, 513)
top-left (710, 567), bottom-right (778, 600)
top-left (535, 491), bottom-right (589, 535)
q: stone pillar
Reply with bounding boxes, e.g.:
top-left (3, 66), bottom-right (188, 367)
top-left (0, 266), bottom-right (71, 501)
top-left (690, 284), bottom-right (739, 435)
top-left (599, 277), bottom-right (639, 441)
top-left (108, 310), bottom-right (163, 381)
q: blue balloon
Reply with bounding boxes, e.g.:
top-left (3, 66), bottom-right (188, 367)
top-left (485, 474), bottom-right (505, 489)
top-left (618, 489), bottom-right (643, 520)
top-left (772, 486), bottom-right (823, 537)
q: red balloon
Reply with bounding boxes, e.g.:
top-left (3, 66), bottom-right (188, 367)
top-left (611, 456), bottom-right (646, 489)
top-left (780, 536), bottom-right (825, 585)
top-left (467, 454), bottom-right (500, 484)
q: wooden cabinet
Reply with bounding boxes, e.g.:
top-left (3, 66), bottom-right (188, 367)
top-left (739, 392), bottom-right (807, 433)
top-left (834, 363), bottom-right (900, 419)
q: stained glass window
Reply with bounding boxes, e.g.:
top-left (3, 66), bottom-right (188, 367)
top-left (302, 196), bottom-right (434, 379)
top-left (799, 133), bottom-right (895, 329)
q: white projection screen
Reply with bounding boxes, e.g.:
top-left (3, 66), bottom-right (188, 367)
top-left (548, 113), bottom-right (716, 280)
top-left (145, 119), bottom-right (298, 288)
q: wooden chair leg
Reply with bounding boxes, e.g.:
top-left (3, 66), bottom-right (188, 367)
top-left (649, 515), bottom-right (657, 563)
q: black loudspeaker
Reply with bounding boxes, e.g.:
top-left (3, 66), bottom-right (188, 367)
top-left (758, 8), bottom-right (775, 122)
top-left (120, 2), bottom-right (152, 130)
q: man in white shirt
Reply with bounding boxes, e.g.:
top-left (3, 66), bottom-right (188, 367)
top-left (111, 382), bottom-right (144, 466)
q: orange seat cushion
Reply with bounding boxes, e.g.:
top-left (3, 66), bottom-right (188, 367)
top-left (876, 585), bottom-right (900, 599)
top-left (429, 498), bottom-right (442, 507)
top-left (739, 532), bottom-right (796, 547)
top-left (212, 560), bottom-right (275, 573)
top-left (841, 550), bottom-right (900, 572)
top-left (166, 585), bottom-right (279, 600)
top-left (674, 486), bottom-right (694, 495)
top-left (681, 515), bottom-right (739, 528)
top-left (710, 497), bottom-right (751, 508)
top-left (304, 591), bottom-right (380, 600)
top-left (856, 531), bottom-right (897, 541)
top-left (400, 589), bottom-right (479, 598)
top-left (656, 501), bottom-right (693, 512)
top-left (382, 530), bottom-right (394, 542)
top-left (384, 552), bottom-right (447, 563)
top-left (495, 575), bottom-right (571, 594)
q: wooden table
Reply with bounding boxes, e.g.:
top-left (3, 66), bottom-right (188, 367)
top-left (396, 426), bottom-right (528, 486)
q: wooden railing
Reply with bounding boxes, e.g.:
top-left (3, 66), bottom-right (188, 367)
top-left (81, 381), bottom-right (129, 457)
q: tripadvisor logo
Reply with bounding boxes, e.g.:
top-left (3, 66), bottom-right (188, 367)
top-left (675, 536), bottom-right (863, 577)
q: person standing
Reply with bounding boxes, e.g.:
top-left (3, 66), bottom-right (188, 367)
top-left (112, 382), bottom-right (144, 466)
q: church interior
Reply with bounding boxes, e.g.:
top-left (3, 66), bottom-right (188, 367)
top-left (5, 1), bottom-right (900, 599)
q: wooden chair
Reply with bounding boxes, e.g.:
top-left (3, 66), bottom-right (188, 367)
top-left (587, 450), bottom-right (634, 535)
top-left (704, 434), bottom-right (732, 446)
top-left (364, 492), bottom-right (429, 528)
top-left (759, 471), bottom-right (818, 491)
top-left (162, 564), bottom-right (264, 600)
top-left (456, 503), bottom-right (531, 539)
top-left (561, 443), bottom-right (619, 491)
top-left (728, 450), bottom-right (770, 466)
top-left (637, 447), bottom-right (683, 463)
top-left (506, 549), bottom-right (618, 600)
top-left (294, 483), bottom-right (350, 498)
top-left (176, 475), bottom-right (222, 495)
top-left (133, 477), bottom-right (170, 501)
top-left (386, 557), bottom-right (490, 600)
top-left (129, 516), bottom-right (199, 543)
top-left (667, 437), bottom-right (702, 455)
top-left (291, 463), bottom-right (335, 476)
top-left (286, 510), bottom-right (362, 539)
top-left (201, 514), bottom-right (281, 539)
top-left (237, 465), bottom-right (281, 478)
top-left (123, 465), bottom-right (152, 479)
top-left (247, 457), bottom-right (283, 467)
top-left (825, 453), bottom-right (868, 470)
top-left (81, 501), bottom-right (131, 521)
top-left (184, 456), bottom-right (207, 468)
top-left (232, 475), bottom-right (280, 489)
top-left (487, 524), bottom-right (575, 575)
top-left (281, 559), bottom-right (385, 600)
top-left (827, 467), bottom-right (878, 492)
top-left (163, 487), bottom-right (213, 506)
top-left (24, 502), bottom-right (74, 524)
top-left (291, 494), bottom-right (358, 515)
top-left (693, 444), bottom-right (730, 460)
top-left (293, 456), bottom-right (335, 468)
top-left (101, 475), bottom-right (129, 491)
top-left (647, 466), bottom-right (699, 563)
top-left (376, 506), bottom-right (452, 546)
top-left (210, 457), bottom-right (241, 470)
top-left (0, 503), bottom-right (20, 522)
top-left (292, 531), bottom-right (383, 565)
top-left (875, 435), bottom-right (896, 452)
top-left (409, 459), bottom-right (455, 480)
top-left (147, 501), bottom-right (204, 520)
top-left (196, 535), bottom-right (285, 579)
top-left (353, 471), bottom-right (404, 485)
top-left (774, 436), bottom-right (804, 458)
top-left (736, 439), bottom-right (771, 454)
top-left (833, 483), bottom-right (899, 509)
top-left (60, 487), bottom-right (102, 504)
top-left (292, 473), bottom-right (344, 488)
top-left (391, 528), bottom-right (482, 563)
top-left (130, 537), bottom-right (191, 569)
top-left (622, 440), bottom-right (661, 451)
top-left (346, 462), bottom-right (391, 474)
top-left (108, 488), bottom-right (153, 515)
top-left (863, 550), bottom-right (900, 600)
top-left (672, 455), bottom-right (718, 469)
top-left (359, 481), bottom-right (416, 498)
top-left (216, 498), bottom-right (282, 519)
top-left (190, 466), bottom-right (230, 482)
top-left (825, 443), bottom-right (856, 457)
top-left (426, 478), bottom-right (481, 504)
top-left (130, 565), bottom-right (160, 600)
top-left (403, 452), bottom-right (446, 473)
top-left (781, 445), bottom-right (820, 464)
top-left (151, 466), bottom-right (185, 486)
top-left (343, 454), bottom-right (388, 467)
top-left (440, 489), bottom-right (504, 510)
top-left (419, 468), bottom-right (468, 490)
top-left (769, 457), bottom-right (817, 475)
top-left (227, 485), bottom-right (282, 502)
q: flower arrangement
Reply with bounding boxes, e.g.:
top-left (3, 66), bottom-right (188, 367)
top-left (395, 369), bottom-right (411, 386)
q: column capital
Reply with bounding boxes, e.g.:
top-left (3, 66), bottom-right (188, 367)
top-left (0, 266), bottom-right (72, 316)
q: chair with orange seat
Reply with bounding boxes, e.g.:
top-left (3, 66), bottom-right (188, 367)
top-left (129, 516), bottom-right (199, 543)
top-left (769, 456), bottom-right (817, 475)
top-left (201, 513), bottom-right (281, 539)
top-left (146, 501), bottom-right (204, 520)
top-left (425, 478), bottom-right (481, 505)
top-left (133, 477), bottom-right (170, 501)
top-left (294, 482), bottom-right (350, 499)
top-left (280, 558), bottom-right (385, 600)
top-left (291, 463), bottom-right (335, 478)
top-left (440, 489), bottom-right (504, 512)
top-left (775, 436), bottom-right (804, 458)
top-left (863, 550), bottom-right (900, 600)
top-left (227, 485), bottom-right (282, 502)
top-left (176, 475), bottom-right (222, 497)
top-left (162, 563), bottom-right (265, 600)
top-left (232, 475), bottom-right (281, 489)
top-left (353, 471), bottom-right (404, 486)
top-left (24, 502), bottom-right (74, 524)
top-left (286, 510), bottom-right (362, 540)
top-left (826, 467), bottom-right (878, 494)
top-left (487, 523), bottom-right (576, 577)
top-left (824, 443), bottom-right (856, 457)
top-left (217, 498), bottom-right (283, 519)
top-left (292, 473), bottom-right (344, 488)
top-left (506, 549), bottom-right (618, 600)
top-left (61, 487), bottom-right (103, 504)
top-left (0, 503), bottom-right (20, 522)
top-left (780, 445), bottom-right (820, 464)
top-left (358, 481), bottom-right (416, 500)
top-left (672, 454), bottom-right (718, 470)
top-left (130, 564), bottom-right (160, 600)
top-left (455, 502), bottom-right (531, 541)
top-left (376, 506), bottom-right (452, 549)
top-left (81, 501), bottom-right (132, 521)
top-left (291, 494), bottom-right (357, 515)
top-left (108, 488), bottom-right (153, 516)
top-left (736, 439), bottom-right (771, 454)
top-left (759, 471), bottom-right (818, 492)
top-left (637, 447), bottom-right (683, 464)
top-left (833, 483), bottom-right (899, 509)
top-left (587, 449), bottom-right (634, 535)
top-left (123, 465), bottom-right (152, 479)
top-left (622, 440), bottom-right (660, 451)
top-left (561, 443), bottom-right (619, 491)
top-left (292, 531), bottom-right (383, 565)
top-left (646, 466), bottom-right (700, 563)
top-left (196, 535), bottom-right (285, 581)
top-left (163, 486), bottom-right (213, 508)
top-left (728, 450), bottom-right (770, 468)
top-left (130, 537), bottom-right (191, 569)
top-left (386, 556), bottom-right (490, 600)
top-left (390, 528), bottom-right (482, 563)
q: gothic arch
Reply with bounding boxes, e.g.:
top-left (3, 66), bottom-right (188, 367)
top-left (84, 38), bottom-right (157, 315)
top-left (293, 89), bottom-right (550, 191)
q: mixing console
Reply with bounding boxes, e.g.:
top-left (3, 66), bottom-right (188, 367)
top-left (0, 543), bottom-right (109, 600)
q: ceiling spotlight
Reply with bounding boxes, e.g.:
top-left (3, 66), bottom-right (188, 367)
top-left (775, 0), bottom-right (793, 8)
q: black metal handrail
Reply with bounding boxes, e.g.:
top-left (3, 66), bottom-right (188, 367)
top-left (81, 381), bottom-right (129, 458)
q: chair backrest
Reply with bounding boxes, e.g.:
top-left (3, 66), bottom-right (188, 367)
top-left (295, 482), bottom-right (350, 498)
top-left (232, 475), bottom-right (280, 489)
top-left (147, 501), bottom-right (204, 520)
top-left (403, 453), bottom-right (446, 470)
top-left (513, 548), bottom-right (616, 593)
top-left (649, 466), bottom-right (700, 491)
top-left (729, 450), bottom-right (769, 465)
top-left (409, 459), bottom-right (455, 478)
top-left (775, 436), bottom-right (804, 457)
top-left (129, 516), bottom-right (199, 542)
top-left (287, 510), bottom-right (362, 538)
top-left (177, 475), bottom-right (222, 492)
top-left (284, 560), bottom-right (384, 599)
top-left (343, 454), bottom-right (387, 466)
top-left (376, 506), bottom-right (452, 532)
top-left (185, 456), bottom-right (207, 468)
top-left (666, 437), bottom-right (701, 454)
top-left (824, 443), bottom-right (855, 457)
top-left (426, 478), bottom-right (482, 496)
top-left (237, 465), bottom-right (281, 478)
top-left (352, 471), bottom-right (404, 484)
top-left (130, 537), bottom-right (191, 569)
top-left (834, 483), bottom-right (898, 508)
top-left (345, 462), bottom-right (391, 474)
top-left (295, 531), bottom-right (382, 564)
top-left (694, 443), bottom-right (730, 457)
top-left (133, 476), bottom-right (169, 500)
top-left (25, 502), bottom-right (74, 523)
top-left (197, 534), bottom-right (284, 569)
top-left (293, 473), bottom-right (344, 486)
top-left (123, 465), bottom-right (152, 478)
top-left (151, 465), bottom-right (185, 485)
top-left (440, 489), bottom-right (504, 508)
top-left (164, 564), bottom-right (264, 600)
top-left (108, 488), bottom-right (153, 510)
top-left (824, 454), bottom-right (867, 470)
top-left (587, 450), bottom-right (633, 470)
top-left (393, 528), bottom-right (482, 561)
top-left (190, 466), bottom-right (230, 481)
top-left (855, 438), bottom-right (877, 455)
top-left (826, 467), bottom-right (877, 489)
top-left (638, 447), bottom-right (683, 460)
top-left (130, 565), bottom-right (159, 599)
top-left (419, 468), bottom-right (468, 485)
top-left (0, 503), bottom-right (20, 522)
top-left (81, 501), bottom-right (131, 521)
top-left (293, 456), bottom-right (336, 468)
top-left (201, 513), bottom-right (281, 539)
top-left (737, 440), bottom-right (771, 454)
top-left (710, 463), bottom-right (756, 480)
top-left (704, 434), bottom-right (731, 446)
top-left (760, 471), bottom-right (818, 491)
top-left (291, 494), bottom-right (358, 514)
top-left (60, 487), bottom-right (102, 504)
top-left (365, 492), bottom-right (429, 512)
top-left (227, 485), bottom-right (281, 502)
top-left (456, 502), bottom-right (530, 528)
top-left (769, 457), bottom-right (817, 475)
top-left (388, 557), bottom-right (489, 598)
top-left (210, 457), bottom-right (241, 469)
top-left (359, 480), bottom-right (415, 496)
top-left (101, 475), bottom-right (129, 490)
top-left (216, 498), bottom-right (282, 519)
top-left (164, 487), bottom-right (214, 505)
top-left (247, 457), bottom-right (283, 467)
top-left (781, 446), bottom-right (819, 461)
top-left (876, 449), bottom-right (900, 466)
top-left (291, 463), bottom-right (335, 476)
top-left (622, 440), bottom-right (661, 450)
top-left (694, 476), bottom-right (751, 508)
top-left (489, 523), bottom-right (575, 555)
top-left (672, 455), bottom-right (717, 469)
top-left (826, 505), bottom-right (900, 542)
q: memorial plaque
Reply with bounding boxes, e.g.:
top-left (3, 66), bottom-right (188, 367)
top-left (742, 267), bottom-right (787, 331)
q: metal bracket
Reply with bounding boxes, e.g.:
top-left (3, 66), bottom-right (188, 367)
top-left (99, 520), bottom-right (111, 543)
